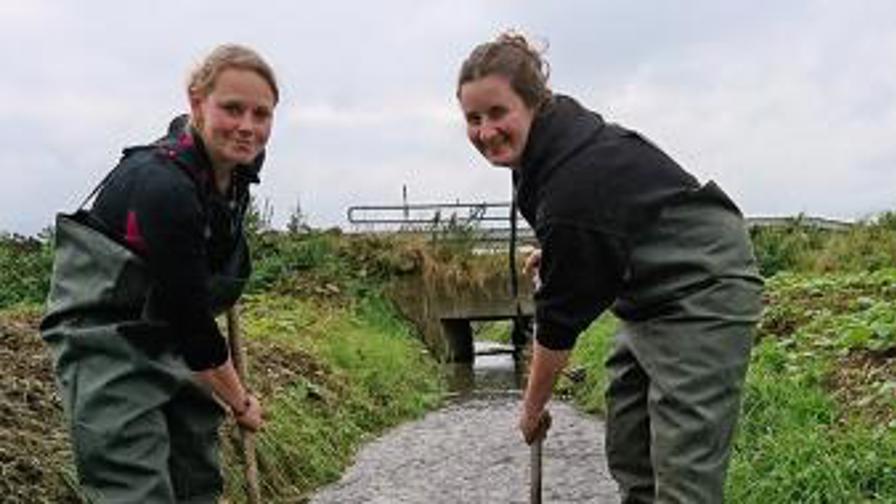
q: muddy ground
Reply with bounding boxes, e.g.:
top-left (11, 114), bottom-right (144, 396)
top-left (0, 307), bottom-right (79, 503)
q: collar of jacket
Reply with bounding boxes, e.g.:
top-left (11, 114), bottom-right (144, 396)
top-left (518, 95), bottom-right (606, 186)
top-left (515, 95), bottom-right (605, 220)
top-left (156, 114), bottom-right (264, 188)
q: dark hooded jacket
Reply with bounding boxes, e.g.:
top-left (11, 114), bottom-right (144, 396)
top-left (516, 95), bottom-right (762, 350)
top-left (86, 115), bottom-right (261, 370)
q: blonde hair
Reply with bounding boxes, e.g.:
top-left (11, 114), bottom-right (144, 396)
top-left (457, 31), bottom-right (551, 111)
top-left (187, 44), bottom-right (279, 104)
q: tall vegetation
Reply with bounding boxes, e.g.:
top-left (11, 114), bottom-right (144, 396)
top-left (0, 231), bottom-right (53, 309)
top-left (750, 212), bottom-right (896, 276)
top-left (221, 292), bottom-right (441, 500)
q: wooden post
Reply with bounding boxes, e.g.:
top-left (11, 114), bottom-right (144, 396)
top-left (226, 306), bottom-right (261, 504)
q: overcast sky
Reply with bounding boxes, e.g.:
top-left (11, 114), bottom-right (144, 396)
top-left (2, 1), bottom-right (895, 234)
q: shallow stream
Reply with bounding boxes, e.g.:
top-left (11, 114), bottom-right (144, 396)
top-left (311, 342), bottom-right (619, 503)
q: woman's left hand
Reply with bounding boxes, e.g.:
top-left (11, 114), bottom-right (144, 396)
top-left (234, 394), bottom-right (264, 432)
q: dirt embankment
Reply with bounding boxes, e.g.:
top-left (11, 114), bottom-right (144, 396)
top-left (0, 306), bottom-right (328, 504)
top-left (0, 308), bottom-right (80, 503)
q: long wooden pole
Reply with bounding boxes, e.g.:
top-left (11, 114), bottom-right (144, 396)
top-left (226, 306), bottom-right (261, 504)
top-left (530, 411), bottom-right (552, 504)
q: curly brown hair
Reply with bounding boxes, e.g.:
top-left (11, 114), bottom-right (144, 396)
top-left (456, 31), bottom-right (552, 111)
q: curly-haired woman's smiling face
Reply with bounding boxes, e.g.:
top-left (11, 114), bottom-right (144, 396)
top-left (459, 74), bottom-right (535, 169)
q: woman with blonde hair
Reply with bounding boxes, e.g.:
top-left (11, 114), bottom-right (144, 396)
top-left (41, 44), bottom-right (278, 502)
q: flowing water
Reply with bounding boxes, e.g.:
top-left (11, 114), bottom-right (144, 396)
top-left (311, 342), bottom-right (620, 503)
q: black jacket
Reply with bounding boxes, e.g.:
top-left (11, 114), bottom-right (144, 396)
top-left (89, 115), bottom-right (260, 370)
top-left (517, 95), bottom-right (759, 350)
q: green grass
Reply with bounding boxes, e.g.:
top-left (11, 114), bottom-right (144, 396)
top-left (727, 343), bottom-right (896, 502)
top-left (473, 320), bottom-right (513, 343)
top-left (0, 234), bottom-right (52, 309)
top-left (750, 212), bottom-right (896, 276)
top-left (557, 315), bottom-right (618, 414)
top-left (221, 292), bottom-right (443, 501)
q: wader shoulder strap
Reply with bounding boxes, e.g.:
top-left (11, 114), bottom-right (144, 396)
top-left (77, 146), bottom-right (157, 211)
top-left (77, 168), bottom-right (117, 211)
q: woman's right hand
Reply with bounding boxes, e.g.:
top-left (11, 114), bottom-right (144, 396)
top-left (234, 394), bottom-right (264, 432)
top-left (523, 248), bottom-right (542, 288)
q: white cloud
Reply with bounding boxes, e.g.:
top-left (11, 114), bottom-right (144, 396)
top-left (284, 99), bottom-right (458, 129)
top-left (574, 2), bottom-right (896, 220)
top-left (2, 1), bottom-right (895, 233)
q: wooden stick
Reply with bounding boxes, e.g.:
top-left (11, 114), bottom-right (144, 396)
top-left (530, 436), bottom-right (543, 504)
top-left (226, 306), bottom-right (261, 504)
top-left (530, 410), bottom-right (552, 504)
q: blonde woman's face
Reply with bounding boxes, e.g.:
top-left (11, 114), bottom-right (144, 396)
top-left (190, 68), bottom-right (275, 170)
top-left (459, 74), bottom-right (535, 169)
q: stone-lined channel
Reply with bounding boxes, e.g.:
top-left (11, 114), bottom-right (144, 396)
top-left (311, 343), bottom-right (620, 503)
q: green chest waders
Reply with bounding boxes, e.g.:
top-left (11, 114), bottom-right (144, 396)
top-left (604, 182), bottom-right (764, 504)
top-left (41, 210), bottom-right (250, 503)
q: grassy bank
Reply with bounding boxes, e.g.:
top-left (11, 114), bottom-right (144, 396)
top-left (221, 292), bottom-right (442, 501)
top-left (0, 230), bottom-right (446, 503)
top-left (726, 270), bottom-right (896, 502)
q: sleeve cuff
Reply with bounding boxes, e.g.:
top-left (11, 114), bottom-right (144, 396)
top-left (534, 320), bottom-right (578, 350)
top-left (182, 326), bottom-right (230, 371)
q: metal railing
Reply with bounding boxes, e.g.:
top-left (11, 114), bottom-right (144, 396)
top-left (745, 216), bottom-right (852, 231)
top-left (346, 202), bottom-right (536, 244)
top-left (347, 201), bottom-right (854, 244)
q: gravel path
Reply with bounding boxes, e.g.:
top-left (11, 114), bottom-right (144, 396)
top-left (311, 393), bottom-right (619, 503)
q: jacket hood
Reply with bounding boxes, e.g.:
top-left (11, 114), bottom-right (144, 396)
top-left (518, 95), bottom-right (605, 188)
top-left (515, 95), bottom-right (605, 224)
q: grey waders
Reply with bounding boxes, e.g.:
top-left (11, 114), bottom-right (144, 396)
top-left (606, 183), bottom-right (763, 503)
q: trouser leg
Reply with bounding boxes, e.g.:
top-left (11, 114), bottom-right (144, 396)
top-left (167, 376), bottom-right (226, 503)
top-left (605, 328), bottom-right (655, 504)
top-left (46, 326), bottom-right (182, 503)
top-left (631, 318), bottom-right (754, 503)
